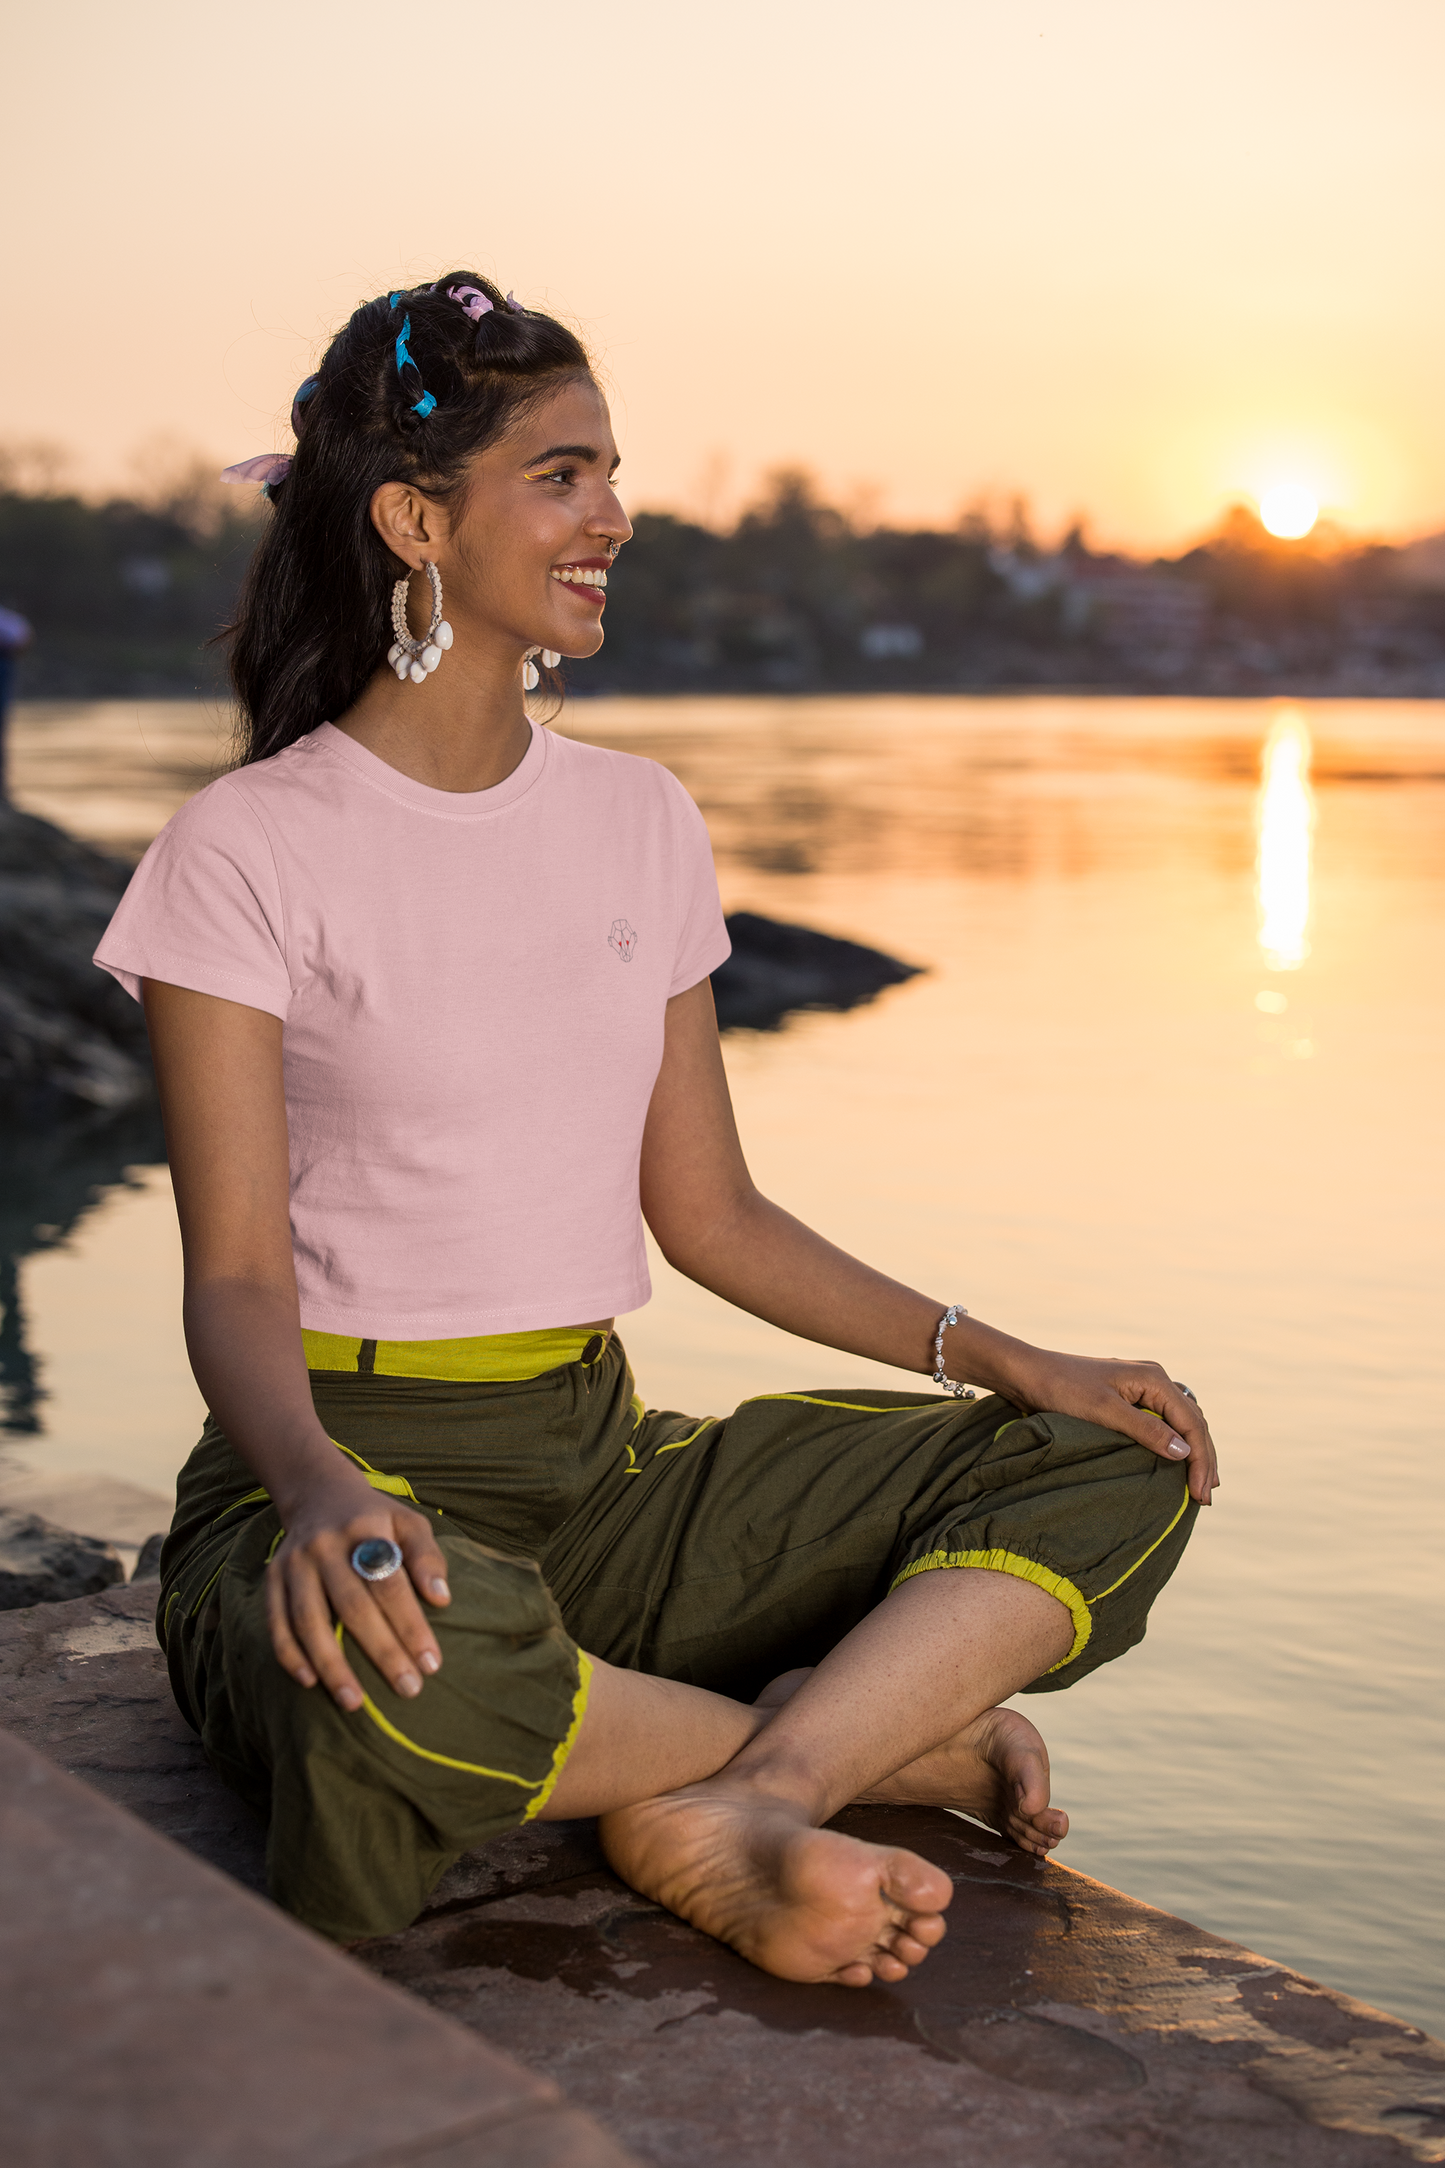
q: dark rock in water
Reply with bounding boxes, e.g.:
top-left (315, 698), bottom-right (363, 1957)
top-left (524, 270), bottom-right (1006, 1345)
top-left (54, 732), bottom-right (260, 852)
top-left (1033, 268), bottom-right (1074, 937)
top-left (0, 1506), bottom-right (126, 1608)
top-left (130, 1531), bottom-right (166, 1582)
top-left (712, 910), bottom-right (923, 1032)
top-left (0, 805), bottom-right (152, 1124)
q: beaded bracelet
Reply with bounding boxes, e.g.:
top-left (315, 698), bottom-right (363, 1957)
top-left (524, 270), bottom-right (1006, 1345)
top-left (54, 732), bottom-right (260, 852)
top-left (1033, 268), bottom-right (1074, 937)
top-left (932, 1304), bottom-right (977, 1399)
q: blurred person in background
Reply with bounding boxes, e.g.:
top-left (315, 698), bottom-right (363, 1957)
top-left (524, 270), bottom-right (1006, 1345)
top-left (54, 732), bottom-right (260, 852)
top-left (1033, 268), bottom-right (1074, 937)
top-left (0, 604), bottom-right (32, 803)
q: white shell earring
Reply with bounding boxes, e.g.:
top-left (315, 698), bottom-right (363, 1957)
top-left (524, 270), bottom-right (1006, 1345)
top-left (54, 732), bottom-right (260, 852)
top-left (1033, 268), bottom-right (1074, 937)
top-left (523, 646), bottom-right (561, 691)
top-left (388, 562), bottom-right (452, 685)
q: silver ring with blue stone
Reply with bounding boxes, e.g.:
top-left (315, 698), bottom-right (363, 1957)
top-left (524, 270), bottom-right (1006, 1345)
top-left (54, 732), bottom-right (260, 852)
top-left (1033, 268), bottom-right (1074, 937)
top-left (350, 1536), bottom-right (404, 1583)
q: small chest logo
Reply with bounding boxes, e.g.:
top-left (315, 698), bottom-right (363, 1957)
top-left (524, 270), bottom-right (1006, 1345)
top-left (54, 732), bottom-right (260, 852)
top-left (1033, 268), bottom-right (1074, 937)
top-left (608, 918), bottom-right (639, 963)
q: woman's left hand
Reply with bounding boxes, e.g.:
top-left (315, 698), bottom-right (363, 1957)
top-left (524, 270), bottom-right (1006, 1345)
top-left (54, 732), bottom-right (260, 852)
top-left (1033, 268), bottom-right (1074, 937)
top-left (993, 1345), bottom-right (1220, 1505)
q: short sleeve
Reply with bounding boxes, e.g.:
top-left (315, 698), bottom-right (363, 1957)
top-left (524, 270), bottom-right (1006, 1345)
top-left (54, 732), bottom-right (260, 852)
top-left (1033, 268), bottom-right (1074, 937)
top-left (93, 778), bottom-right (293, 1019)
top-left (664, 774), bottom-right (731, 998)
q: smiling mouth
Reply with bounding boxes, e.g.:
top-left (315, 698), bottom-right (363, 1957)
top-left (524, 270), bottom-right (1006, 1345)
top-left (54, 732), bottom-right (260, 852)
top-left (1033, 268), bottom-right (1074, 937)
top-left (552, 561), bottom-right (609, 599)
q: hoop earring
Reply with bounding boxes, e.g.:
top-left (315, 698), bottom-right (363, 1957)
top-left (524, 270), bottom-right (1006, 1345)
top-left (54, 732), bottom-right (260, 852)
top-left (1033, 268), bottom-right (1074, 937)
top-left (523, 647), bottom-right (561, 692)
top-left (388, 563), bottom-right (452, 684)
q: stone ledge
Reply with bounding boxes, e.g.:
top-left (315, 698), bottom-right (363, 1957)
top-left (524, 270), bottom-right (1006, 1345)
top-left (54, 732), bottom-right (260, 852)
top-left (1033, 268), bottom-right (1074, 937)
top-left (0, 1724), bottom-right (634, 2168)
top-left (4, 1584), bottom-right (1444, 2166)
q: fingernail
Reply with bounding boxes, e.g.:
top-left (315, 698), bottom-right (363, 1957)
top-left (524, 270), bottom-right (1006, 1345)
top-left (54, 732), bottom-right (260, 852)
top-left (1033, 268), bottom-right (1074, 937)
top-left (396, 1671), bottom-right (421, 1698)
top-left (296, 1666), bottom-right (316, 1687)
top-left (430, 1578), bottom-right (451, 1601)
top-left (337, 1687), bottom-right (362, 1712)
top-left (1167, 1437), bottom-right (1190, 1457)
top-left (419, 1650), bottom-right (440, 1674)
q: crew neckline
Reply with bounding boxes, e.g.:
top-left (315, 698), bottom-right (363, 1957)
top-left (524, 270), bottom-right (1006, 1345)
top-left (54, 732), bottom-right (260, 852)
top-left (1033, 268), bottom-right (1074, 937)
top-left (307, 719), bottom-right (549, 817)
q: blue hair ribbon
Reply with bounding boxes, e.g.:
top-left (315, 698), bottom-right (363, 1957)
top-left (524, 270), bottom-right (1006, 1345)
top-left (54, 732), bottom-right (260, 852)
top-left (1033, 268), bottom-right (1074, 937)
top-left (391, 306), bottom-right (439, 419)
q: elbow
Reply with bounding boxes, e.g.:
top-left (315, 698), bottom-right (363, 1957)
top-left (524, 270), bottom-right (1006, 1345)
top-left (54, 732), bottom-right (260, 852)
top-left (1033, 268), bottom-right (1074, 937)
top-left (646, 1182), bottom-right (762, 1283)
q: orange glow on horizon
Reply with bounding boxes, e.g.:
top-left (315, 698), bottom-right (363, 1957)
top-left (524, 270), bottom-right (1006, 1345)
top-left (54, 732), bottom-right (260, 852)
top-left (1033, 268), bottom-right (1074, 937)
top-left (5, 3), bottom-right (1445, 550)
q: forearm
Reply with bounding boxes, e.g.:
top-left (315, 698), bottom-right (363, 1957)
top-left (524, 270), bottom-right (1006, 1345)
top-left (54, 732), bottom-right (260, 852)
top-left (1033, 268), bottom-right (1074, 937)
top-left (662, 1188), bottom-right (1218, 1500)
top-left (183, 1277), bottom-right (356, 1519)
top-left (660, 1188), bottom-right (1035, 1397)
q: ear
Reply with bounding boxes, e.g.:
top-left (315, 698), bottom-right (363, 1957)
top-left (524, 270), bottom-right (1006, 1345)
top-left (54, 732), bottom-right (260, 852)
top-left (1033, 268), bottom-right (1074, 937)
top-left (370, 481), bottom-right (449, 567)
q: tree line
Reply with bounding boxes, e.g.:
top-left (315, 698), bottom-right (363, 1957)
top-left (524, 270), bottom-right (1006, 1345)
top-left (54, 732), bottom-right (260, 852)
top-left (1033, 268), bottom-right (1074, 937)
top-left (3, 459), bottom-right (1443, 699)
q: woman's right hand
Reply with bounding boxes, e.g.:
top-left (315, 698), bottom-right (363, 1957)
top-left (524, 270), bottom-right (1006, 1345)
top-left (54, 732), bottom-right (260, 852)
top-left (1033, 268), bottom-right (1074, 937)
top-left (265, 1466), bottom-right (452, 1711)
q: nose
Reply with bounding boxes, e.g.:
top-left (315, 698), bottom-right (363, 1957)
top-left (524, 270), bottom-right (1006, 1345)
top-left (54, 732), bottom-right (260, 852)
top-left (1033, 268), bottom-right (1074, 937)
top-left (591, 481), bottom-right (632, 550)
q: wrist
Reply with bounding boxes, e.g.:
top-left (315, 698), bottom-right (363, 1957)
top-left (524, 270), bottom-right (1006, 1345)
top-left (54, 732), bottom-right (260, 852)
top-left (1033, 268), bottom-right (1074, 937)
top-left (939, 1314), bottom-right (1037, 1401)
top-left (265, 1434), bottom-right (369, 1527)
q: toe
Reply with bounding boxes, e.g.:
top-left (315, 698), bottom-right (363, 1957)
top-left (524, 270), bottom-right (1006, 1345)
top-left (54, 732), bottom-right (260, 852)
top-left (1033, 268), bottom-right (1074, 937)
top-left (834, 1960), bottom-right (874, 1988)
top-left (1011, 1762), bottom-right (1052, 1819)
top-left (885, 1930), bottom-right (932, 1966)
top-left (1007, 1800), bottom-right (1068, 1852)
top-left (870, 1950), bottom-right (910, 1983)
top-left (885, 1849), bottom-right (953, 1917)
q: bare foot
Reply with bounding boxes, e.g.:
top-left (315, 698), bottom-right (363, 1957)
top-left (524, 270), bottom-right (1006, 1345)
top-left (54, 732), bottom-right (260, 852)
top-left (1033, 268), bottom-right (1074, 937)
top-left (600, 1782), bottom-right (953, 1987)
top-left (756, 1669), bottom-right (1068, 1860)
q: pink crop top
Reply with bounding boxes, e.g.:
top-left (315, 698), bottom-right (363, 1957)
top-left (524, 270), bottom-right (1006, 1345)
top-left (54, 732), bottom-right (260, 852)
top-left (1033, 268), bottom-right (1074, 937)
top-left (95, 722), bottom-right (731, 1338)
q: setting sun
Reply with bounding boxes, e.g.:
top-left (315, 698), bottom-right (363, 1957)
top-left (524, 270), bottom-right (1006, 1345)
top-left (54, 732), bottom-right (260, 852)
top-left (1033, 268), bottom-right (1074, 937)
top-left (1259, 484), bottom-right (1320, 540)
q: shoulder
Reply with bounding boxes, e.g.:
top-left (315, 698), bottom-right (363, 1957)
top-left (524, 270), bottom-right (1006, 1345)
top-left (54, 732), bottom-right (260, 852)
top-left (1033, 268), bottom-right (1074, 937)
top-left (159, 734), bottom-right (334, 845)
top-left (546, 730), bottom-right (706, 825)
top-left (144, 771), bottom-right (266, 857)
top-left (132, 737), bottom-right (337, 891)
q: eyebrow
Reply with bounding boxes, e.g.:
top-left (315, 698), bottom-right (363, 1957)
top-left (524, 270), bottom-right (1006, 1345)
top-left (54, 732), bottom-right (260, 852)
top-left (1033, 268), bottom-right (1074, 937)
top-left (525, 442), bottom-right (621, 473)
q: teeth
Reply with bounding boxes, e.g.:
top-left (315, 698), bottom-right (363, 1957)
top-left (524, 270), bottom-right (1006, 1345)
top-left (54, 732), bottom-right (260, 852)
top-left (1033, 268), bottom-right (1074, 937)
top-left (550, 568), bottom-right (608, 587)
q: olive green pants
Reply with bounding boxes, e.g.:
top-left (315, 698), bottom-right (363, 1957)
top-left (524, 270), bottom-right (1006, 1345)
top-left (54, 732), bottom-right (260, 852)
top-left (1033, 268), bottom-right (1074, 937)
top-left (158, 1336), bottom-right (1197, 1941)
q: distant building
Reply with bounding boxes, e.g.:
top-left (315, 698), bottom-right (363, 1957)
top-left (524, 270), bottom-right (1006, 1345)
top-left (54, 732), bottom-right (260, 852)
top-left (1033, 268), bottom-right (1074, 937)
top-left (860, 623), bottom-right (924, 659)
top-left (987, 548), bottom-right (1067, 603)
top-left (1063, 561), bottom-right (1210, 668)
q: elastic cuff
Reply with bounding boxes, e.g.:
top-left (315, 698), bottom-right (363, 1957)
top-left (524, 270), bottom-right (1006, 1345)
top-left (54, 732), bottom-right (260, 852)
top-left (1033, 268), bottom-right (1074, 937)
top-left (523, 1650), bottom-right (594, 1822)
top-left (890, 1548), bottom-right (1092, 1673)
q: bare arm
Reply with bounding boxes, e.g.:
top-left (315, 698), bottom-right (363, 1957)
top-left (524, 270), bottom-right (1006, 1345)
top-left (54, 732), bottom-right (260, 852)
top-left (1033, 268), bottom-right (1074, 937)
top-left (639, 980), bottom-right (1218, 1503)
top-left (142, 980), bottom-right (452, 1707)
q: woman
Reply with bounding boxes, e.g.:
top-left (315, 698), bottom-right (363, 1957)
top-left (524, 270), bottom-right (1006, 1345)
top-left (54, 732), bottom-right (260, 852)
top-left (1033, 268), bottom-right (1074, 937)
top-left (96, 273), bottom-right (1217, 1989)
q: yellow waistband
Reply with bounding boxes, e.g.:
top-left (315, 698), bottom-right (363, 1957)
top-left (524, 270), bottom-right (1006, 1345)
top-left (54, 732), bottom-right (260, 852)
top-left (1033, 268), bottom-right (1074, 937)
top-left (301, 1327), bottom-right (608, 1383)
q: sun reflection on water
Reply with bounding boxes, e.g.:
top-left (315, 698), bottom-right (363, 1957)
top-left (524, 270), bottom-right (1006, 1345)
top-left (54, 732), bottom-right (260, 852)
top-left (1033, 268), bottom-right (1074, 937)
top-left (1257, 706), bottom-right (1314, 970)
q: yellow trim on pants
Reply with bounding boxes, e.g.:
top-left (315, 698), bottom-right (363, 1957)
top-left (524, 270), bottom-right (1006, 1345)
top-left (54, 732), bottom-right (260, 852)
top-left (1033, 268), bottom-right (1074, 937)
top-left (302, 1327), bottom-right (605, 1382)
top-left (891, 1548), bottom-right (1094, 1672)
top-left (890, 1479), bottom-right (1192, 1676)
top-left (523, 1653), bottom-right (594, 1821)
top-left (335, 1624), bottom-right (594, 1805)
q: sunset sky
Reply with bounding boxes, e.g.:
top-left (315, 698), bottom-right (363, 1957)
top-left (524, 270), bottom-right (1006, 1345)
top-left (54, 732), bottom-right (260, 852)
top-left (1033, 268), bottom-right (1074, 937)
top-left (7, 0), bottom-right (1445, 549)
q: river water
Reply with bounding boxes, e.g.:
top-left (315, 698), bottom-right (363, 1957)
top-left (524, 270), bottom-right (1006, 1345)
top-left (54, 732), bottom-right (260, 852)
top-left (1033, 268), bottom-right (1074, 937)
top-left (8, 693), bottom-right (1444, 2034)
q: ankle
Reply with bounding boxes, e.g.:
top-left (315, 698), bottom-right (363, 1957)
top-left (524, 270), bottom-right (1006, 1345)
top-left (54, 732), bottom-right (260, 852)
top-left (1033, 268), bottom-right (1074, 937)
top-left (711, 1744), bottom-right (835, 1822)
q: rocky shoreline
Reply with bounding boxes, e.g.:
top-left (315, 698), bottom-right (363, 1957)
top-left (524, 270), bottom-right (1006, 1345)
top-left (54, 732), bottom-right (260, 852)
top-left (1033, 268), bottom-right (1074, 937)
top-left (0, 804), bottom-right (153, 1125)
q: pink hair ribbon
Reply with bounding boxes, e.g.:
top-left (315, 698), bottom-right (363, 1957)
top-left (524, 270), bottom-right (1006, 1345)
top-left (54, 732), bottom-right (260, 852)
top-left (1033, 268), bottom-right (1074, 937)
top-left (447, 285), bottom-right (494, 322)
top-left (220, 453), bottom-right (293, 487)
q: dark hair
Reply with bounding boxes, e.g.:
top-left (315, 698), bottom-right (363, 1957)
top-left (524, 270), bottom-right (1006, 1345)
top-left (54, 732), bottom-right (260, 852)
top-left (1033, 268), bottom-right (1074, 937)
top-left (226, 273), bottom-right (591, 764)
